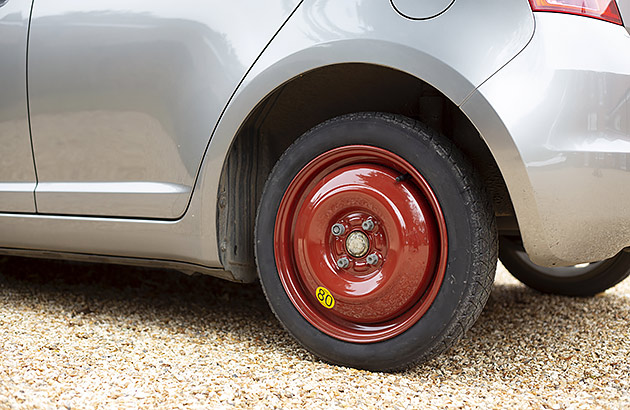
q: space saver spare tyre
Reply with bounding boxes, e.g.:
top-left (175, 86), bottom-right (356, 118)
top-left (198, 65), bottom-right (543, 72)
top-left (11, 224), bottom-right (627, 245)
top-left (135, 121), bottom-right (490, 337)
top-left (255, 113), bottom-right (497, 371)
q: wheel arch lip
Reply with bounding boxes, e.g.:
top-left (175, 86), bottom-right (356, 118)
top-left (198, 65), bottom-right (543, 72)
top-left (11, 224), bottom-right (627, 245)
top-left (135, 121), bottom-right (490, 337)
top-left (195, 41), bottom-right (485, 272)
top-left (460, 89), bottom-right (546, 264)
top-left (198, 39), bottom-right (532, 275)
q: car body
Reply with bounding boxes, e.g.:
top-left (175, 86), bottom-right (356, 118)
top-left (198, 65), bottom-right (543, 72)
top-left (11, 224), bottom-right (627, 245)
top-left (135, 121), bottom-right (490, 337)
top-left (1, 0), bottom-right (629, 369)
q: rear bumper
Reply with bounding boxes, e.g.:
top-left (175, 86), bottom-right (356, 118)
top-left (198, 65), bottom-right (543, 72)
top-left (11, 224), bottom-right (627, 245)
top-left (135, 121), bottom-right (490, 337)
top-left (463, 12), bottom-right (630, 266)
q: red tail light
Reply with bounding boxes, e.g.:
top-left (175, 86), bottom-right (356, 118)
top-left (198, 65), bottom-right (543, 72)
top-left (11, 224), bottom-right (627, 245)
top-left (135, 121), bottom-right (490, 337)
top-left (529, 0), bottom-right (623, 25)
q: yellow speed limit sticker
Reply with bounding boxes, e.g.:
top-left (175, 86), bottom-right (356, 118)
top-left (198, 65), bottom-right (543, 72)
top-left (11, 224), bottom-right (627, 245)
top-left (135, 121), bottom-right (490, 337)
top-left (315, 287), bottom-right (335, 309)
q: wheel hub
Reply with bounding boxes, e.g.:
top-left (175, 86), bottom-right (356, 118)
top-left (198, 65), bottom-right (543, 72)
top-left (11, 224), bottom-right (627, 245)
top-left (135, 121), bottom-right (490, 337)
top-left (345, 230), bottom-right (370, 258)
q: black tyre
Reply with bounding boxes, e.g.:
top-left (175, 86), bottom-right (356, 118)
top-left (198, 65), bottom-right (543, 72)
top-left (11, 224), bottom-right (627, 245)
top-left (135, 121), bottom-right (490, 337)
top-left (499, 236), bottom-right (630, 296)
top-left (255, 112), bottom-right (497, 371)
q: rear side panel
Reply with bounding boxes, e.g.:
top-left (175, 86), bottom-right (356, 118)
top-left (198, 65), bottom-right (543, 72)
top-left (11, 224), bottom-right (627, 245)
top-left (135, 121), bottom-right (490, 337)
top-left (196, 0), bottom-right (535, 275)
top-left (465, 13), bottom-right (630, 265)
top-left (27, 0), bottom-right (300, 218)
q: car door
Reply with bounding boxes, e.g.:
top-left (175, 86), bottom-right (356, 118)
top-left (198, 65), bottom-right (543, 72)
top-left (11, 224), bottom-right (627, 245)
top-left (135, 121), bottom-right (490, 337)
top-left (27, 0), bottom-right (300, 219)
top-left (0, 0), bottom-right (37, 212)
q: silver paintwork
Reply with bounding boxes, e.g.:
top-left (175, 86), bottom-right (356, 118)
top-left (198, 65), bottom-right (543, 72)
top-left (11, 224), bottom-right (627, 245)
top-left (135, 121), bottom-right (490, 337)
top-left (36, 182), bottom-right (190, 217)
top-left (0, 0), bottom-right (36, 212)
top-left (0, 209), bottom-right (213, 267)
top-left (0, 0), bottom-right (535, 278)
top-left (190, 0), bottom-right (533, 275)
top-left (0, 182), bottom-right (36, 210)
top-left (618, 0), bottom-right (630, 33)
top-left (27, 0), bottom-right (301, 218)
top-left (464, 13), bottom-right (630, 265)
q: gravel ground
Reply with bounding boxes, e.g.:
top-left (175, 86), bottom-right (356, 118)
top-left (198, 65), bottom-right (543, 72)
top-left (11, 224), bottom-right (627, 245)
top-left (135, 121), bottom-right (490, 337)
top-left (0, 255), bottom-right (629, 409)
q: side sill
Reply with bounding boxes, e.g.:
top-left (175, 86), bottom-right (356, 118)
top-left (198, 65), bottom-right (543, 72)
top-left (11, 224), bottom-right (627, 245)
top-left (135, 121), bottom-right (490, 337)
top-left (0, 248), bottom-right (243, 283)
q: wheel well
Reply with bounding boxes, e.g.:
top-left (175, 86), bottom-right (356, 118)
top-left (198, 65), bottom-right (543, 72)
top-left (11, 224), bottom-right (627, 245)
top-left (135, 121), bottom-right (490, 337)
top-left (217, 63), bottom-right (515, 280)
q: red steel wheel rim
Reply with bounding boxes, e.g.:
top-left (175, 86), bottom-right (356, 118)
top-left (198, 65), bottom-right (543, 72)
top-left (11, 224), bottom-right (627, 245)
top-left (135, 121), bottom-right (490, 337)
top-left (274, 145), bottom-right (448, 343)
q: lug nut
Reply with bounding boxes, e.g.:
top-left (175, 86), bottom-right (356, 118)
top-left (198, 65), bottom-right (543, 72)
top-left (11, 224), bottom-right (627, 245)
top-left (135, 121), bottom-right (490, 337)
top-left (331, 223), bottom-right (345, 236)
top-left (362, 219), bottom-right (375, 231)
top-left (336, 257), bottom-right (350, 269)
top-left (366, 253), bottom-right (379, 265)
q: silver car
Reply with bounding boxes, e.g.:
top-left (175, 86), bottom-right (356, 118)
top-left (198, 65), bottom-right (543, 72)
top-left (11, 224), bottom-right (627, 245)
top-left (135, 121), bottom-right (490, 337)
top-left (2, 0), bottom-right (629, 371)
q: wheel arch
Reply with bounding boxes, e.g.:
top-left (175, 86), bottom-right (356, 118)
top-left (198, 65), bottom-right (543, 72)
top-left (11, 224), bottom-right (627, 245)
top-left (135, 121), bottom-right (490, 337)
top-left (211, 61), bottom-right (518, 280)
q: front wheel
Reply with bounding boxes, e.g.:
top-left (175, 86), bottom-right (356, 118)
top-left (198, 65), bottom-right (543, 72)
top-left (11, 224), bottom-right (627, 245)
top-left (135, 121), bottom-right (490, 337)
top-left (255, 113), bottom-right (497, 371)
top-left (499, 236), bottom-right (630, 296)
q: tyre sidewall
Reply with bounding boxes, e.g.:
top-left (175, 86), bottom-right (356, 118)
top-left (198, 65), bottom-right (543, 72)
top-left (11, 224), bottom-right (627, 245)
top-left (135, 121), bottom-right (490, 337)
top-left (256, 115), bottom-right (485, 370)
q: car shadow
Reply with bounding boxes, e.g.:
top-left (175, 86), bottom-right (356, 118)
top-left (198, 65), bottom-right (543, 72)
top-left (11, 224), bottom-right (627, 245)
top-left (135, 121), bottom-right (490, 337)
top-left (408, 280), bottom-right (630, 380)
top-left (0, 255), bottom-right (628, 376)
